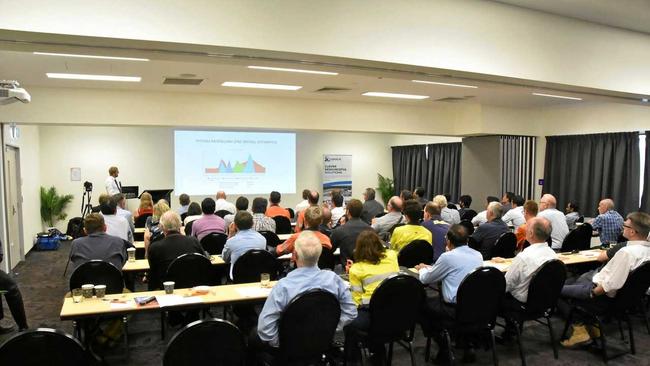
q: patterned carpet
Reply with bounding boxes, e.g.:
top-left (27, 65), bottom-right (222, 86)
top-left (1, 240), bottom-right (649, 365)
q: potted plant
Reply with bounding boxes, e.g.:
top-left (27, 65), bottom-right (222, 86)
top-left (376, 173), bottom-right (394, 205)
top-left (40, 186), bottom-right (73, 228)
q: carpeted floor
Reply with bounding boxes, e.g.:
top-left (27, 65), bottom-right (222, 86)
top-left (1, 240), bottom-right (649, 365)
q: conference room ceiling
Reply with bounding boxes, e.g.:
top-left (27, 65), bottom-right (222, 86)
top-left (0, 49), bottom-right (642, 109)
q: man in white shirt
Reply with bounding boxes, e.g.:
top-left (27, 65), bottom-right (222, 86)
top-left (100, 200), bottom-right (133, 242)
top-left (294, 189), bottom-right (311, 216)
top-left (433, 195), bottom-right (460, 225)
top-left (112, 193), bottom-right (134, 238)
top-left (104, 166), bottom-right (121, 195)
top-left (502, 195), bottom-right (526, 228)
top-left (559, 212), bottom-right (650, 347)
top-left (471, 196), bottom-right (500, 227)
top-left (330, 192), bottom-right (346, 227)
top-left (214, 191), bottom-right (236, 214)
top-left (537, 194), bottom-right (569, 250)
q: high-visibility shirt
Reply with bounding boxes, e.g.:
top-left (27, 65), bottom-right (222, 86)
top-left (349, 250), bottom-right (400, 306)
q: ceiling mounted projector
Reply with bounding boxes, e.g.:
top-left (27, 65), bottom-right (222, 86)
top-left (0, 80), bottom-right (31, 105)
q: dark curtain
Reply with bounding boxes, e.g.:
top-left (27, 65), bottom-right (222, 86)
top-left (392, 145), bottom-right (427, 195)
top-left (543, 132), bottom-right (640, 217)
top-left (425, 143), bottom-right (462, 202)
top-left (641, 132), bottom-right (650, 212)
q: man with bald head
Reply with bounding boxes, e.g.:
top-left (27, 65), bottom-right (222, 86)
top-left (296, 190), bottom-right (320, 232)
top-left (371, 196), bottom-right (404, 238)
top-left (590, 198), bottom-right (624, 245)
top-left (214, 191), bottom-right (236, 214)
top-left (537, 194), bottom-right (569, 250)
top-left (471, 201), bottom-right (509, 259)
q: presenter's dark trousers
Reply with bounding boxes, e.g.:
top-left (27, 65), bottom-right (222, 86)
top-left (0, 270), bottom-right (28, 330)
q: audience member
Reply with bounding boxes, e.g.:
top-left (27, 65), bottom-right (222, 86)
top-left (471, 196), bottom-right (500, 227)
top-left (471, 201), bottom-right (508, 259)
top-left (538, 194), bottom-right (569, 250)
top-left (222, 211), bottom-right (267, 280)
top-left (296, 190), bottom-right (319, 232)
top-left (276, 206), bottom-right (332, 258)
top-left (422, 202), bottom-right (450, 263)
top-left (69, 213), bottom-right (128, 271)
top-left (265, 191), bottom-right (290, 219)
top-left (390, 200), bottom-right (432, 252)
top-left (515, 200), bottom-right (539, 251)
top-left (144, 200), bottom-right (170, 255)
top-left (361, 188), bottom-right (384, 224)
top-left (178, 193), bottom-right (190, 216)
top-left (92, 193), bottom-right (110, 213)
top-left (147, 211), bottom-right (205, 291)
top-left (559, 212), bottom-right (650, 347)
top-left (457, 194), bottom-right (474, 220)
top-left (590, 198), bottom-right (624, 245)
top-left (414, 187), bottom-right (428, 208)
top-left (330, 191), bottom-right (346, 227)
top-left (564, 201), bottom-right (581, 230)
top-left (113, 193), bottom-right (135, 237)
top-left (501, 191), bottom-right (515, 212)
top-left (224, 196), bottom-right (249, 230)
top-left (319, 206), bottom-right (333, 237)
top-left (433, 195), bottom-right (460, 225)
top-left (256, 231), bottom-right (357, 347)
top-left (416, 224), bottom-right (483, 363)
top-left (214, 191), bottom-right (236, 214)
top-left (0, 248), bottom-right (27, 333)
top-left (400, 189), bottom-right (413, 201)
top-left (371, 196), bottom-right (404, 238)
top-left (136, 192), bottom-right (154, 217)
top-left (251, 197), bottom-right (276, 232)
top-left (104, 166), bottom-right (121, 195)
top-left (294, 189), bottom-right (311, 216)
top-left (191, 198), bottom-right (226, 241)
top-left (501, 194), bottom-right (526, 228)
top-left (330, 199), bottom-right (371, 263)
top-left (100, 200), bottom-right (133, 243)
top-left (182, 202), bottom-right (202, 225)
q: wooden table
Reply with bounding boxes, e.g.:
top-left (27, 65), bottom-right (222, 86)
top-left (122, 255), bottom-right (226, 272)
top-left (482, 249), bottom-right (601, 272)
top-left (134, 227), bottom-right (145, 234)
top-left (60, 282), bottom-right (276, 320)
top-left (277, 233), bottom-right (292, 241)
top-left (133, 241), bottom-right (144, 249)
top-left (277, 247), bottom-right (340, 261)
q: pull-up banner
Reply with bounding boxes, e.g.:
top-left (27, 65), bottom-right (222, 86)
top-left (322, 154), bottom-right (352, 204)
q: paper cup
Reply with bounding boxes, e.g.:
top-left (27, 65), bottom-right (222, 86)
top-left (94, 285), bottom-right (106, 298)
top-left (163, 281), bottom-right (175, 294)
top-left (81, 284), bottom-right (94, 298)
top-left (127, 247), bottom-right (136, 262)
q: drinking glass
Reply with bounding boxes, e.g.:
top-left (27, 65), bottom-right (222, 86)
top-left (260, 273), bottom-right (271, 288)
top-left (72, 288), bottom-right (83, 303)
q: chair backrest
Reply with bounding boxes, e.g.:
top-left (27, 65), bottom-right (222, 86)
top-left (576, 223), bottom-right (594, 250)
top-left (0, 328), bottom-right (87, 366)
top-left (273, 216), bottom-right (292, 234)
top-left (69, 260), bottom-right (124, 294)
top-left (459, 220), bottom-right (474, 236)
top-left (525, 259), bottom-right (567, 317)
top-left (259, 230), bottom-right (280, 248)
top-left (287, 208), bottom-right (295, 219)
top-left (467, 236), bottom-right (479, 251)
top-left (232, 249), bottom-right (279, 284)
top-left (491, 232), bottom-right (516, 258)
top-left (215, 210), bottom-right (231, 218)
top-left (164, 319), bottom-right (245, 366)
top-left (368, 274), bottom-right (425, 343)
top-left (611, 261), bottom-right (650, 313)
top-left (200, 232), bottom-right (228, 255)
top-left (318, 247), bottom-right (336, 270)
top-left (561, 227), bottom-right (583, 252)
top-left (397, 240), bottom-right (434, 268)
top-left (180, 212), bottom-right (188, 223)
top-left (576, 215), bottom-right (584, 223)
top-left (460, 209), bottom-right (478, 221)
top-left (134, 213), bottom-right (151, 228)
top-left (278, 289), bottom-right (341, 364)
top-left (455, 267), bottom-right (505, 333)
top-left (184, 220), bottom-right (195, 237)
top-left (164, 253), bottom-right (213, 288)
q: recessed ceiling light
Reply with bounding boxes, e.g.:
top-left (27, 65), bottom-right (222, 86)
top-left (362, 92), bottom-right (429, 100)
top-left (35, 52), bottom-right (149, 62)
top-left (247, 66), bottom-right (338, 75)
top-left (532, 92), bottom-right (582, 101)
top-left (221, 81), bottom-right (302, 90)
top-left (412, 80), bottom-right (478, 89)
top-left (46, 73), bottom-right (141, 82)
top-left (642, 98), bottom-right (649, 103)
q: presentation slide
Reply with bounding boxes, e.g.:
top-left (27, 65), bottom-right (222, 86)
top-left (174, 130), bottom-right (296, 195)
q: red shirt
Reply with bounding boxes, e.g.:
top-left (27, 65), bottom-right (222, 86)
top-left (276, 230), bottom-right (332, 258)
top-left (265, 205), bottom-right (290, 219)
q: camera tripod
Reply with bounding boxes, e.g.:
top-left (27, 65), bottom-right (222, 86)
top-left (81, 188), bottom-right (93, 217)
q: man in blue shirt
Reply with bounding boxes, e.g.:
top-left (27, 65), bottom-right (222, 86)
top-left (415, 224), bottom-right (483, 363)
top-left (590, 198), bottom-right (624, 245)
top-left (422, 202), bottom-right (450, 263)
top-left (256, 231), bottom-right (357, 348)
top-left (222, 211), bottom-right (267, 280)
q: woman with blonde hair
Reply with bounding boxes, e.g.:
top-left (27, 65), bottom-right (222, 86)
top-left (144, 200), bottom-right (170, 256)
top-left (136, 192), bottom-right (154, 218)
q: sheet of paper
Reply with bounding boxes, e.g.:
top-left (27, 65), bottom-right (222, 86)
top-left (155, 295), bottom-right (204, 307)
top-left (109, 300), bottom-right (136, 309)
top-left (483, 262), bottom-right (509, 272)
top-left (579, 250), bottom-right (599, 257)
top-left (235, 287), bottom-right (273, 298)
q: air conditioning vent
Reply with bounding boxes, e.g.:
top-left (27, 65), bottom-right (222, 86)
top-left (163, 78), bottom-right (204, 85)
top-left (435, 96), bottom-right (475, 102)
top-left (313, 87), bottom-right (351, 93)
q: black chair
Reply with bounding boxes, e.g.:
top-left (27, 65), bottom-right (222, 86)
top-left (259, 230), bottom-right (281, 248)
top-left (459, 220), bottom-right (474, 236)
top-left (200, 232), bottom-right (228, 255)
top-left (180, 212), bottom-right (188, 223)
top-left (560, 227), bottom-right (583, 252)
top-left (165, 253), bottom-right (214, 288)
top-left (501, 260), bottom-right (567, 366)
top-left (397, 240), bottom-right (433, 268)
top-left (467, 236), bottom-right (479, 251)
top-left (460, 209), bottom-right (477, 221)
top-left (561, 261), bottom-right (650, 361)
top-left (491, 232), bottom-right (516, 258)
top-left (69, 260), bottom-right (124, 294)
top-left (576, 223), bottom-right (593, 250)
top-left (425, 266), bottom-right (505, 365)
top-left (0, 328), bottom-right (88, 366)
top-left (273, 216), bottom-right (292, 234)
top-left (576, 215), bottom-right (584, 223)
top-left (134, 213), bottom-right (151, 228)
top-left (232, 249), bottom-right (279, 284)
top-left (184, 220), bottom-right (195, 236)
top-left (215, 210), bottom-right (231, 218)
top-left (272, 290), bottom-right (341, 365)
top-left (318, 247), bottom-right (336, 270)
top-left (287, 208), bottom-right (295, 219)
top-left (348, 274), bottom-right (425, 366)
top-left (163, 319), bottom-right (245, 366)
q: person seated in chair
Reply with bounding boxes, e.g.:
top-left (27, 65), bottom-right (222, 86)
top-left (433, 195), bottom-right (460, 225)
top-left (182, 202), bottom-right (202, 226)
top-left (276, 206), bottom-right (332, 259)
top-left (559, 212), bottom-right (650, 348)
top-left (361, 188), bottom-right (384, 224)
top-left (222, 211), bottom-right (267, 280)
top-left (147, 211), bottom-right (206, 291)
top-left (224, 196), bottom-right (249, 231)
top-left (564, 201), bottom-right (581, 230)
top-left (471, 202), bottom-right (508, 259)
top-left (113, 193), bottom-right (134, 239)
top-left (390, 199), bottom-right (432, 252)
top-left (69, 213), bottom-right (128, 271)
top-left (422, 202), bottom-right (450, 263)
top-left (371, 196), bottom-right (403, 238)
top-left (501, 194), bottom-right (525, 228)
top-left (471, 196), bottom-right (500, 227)
top-left (514, 200), bottom-right (538, 252)
top-left (590, 198), bottom-right (624, 246)
top-left (331, 199), bottom-right (371, 264)
top-left (191, 198), bottom-right (226, 241)
top-left (0, 243), bottom-right (28, 334)
top-left (251, 197), bottom-right (276, 233)
top-left (177, 193), bottom-right (190, 217)
top-left (329, 191), bottom-right (346, 228)
top-left (415, 224), bottom-right (483, 364)
top-left (135, 192), bottom-right (154, 218)
top-left (144, 200), bottom-right (170, 256)
top-left (100, 199), bottom-right (133, 243)
top-left (296, 190), bottom-right (320, 233)
top-left (214, 190), bottom-right (236, 214)
top-left (265, 191), bottom-right (291, 219)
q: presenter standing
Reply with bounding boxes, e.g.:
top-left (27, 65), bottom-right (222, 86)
top-left (105, 166), bottom-right (122, 195)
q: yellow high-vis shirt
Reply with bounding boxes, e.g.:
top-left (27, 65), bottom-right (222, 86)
top-left (349, 250), bottom-right (400, 306)
top-left (390, 224), bottom-right (432, 252)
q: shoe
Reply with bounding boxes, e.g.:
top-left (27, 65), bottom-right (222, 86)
top-left (587, 325), bottom-right (601, 338)
top-left (0, 324), bottom-right (15, 335)
top-left (462, 347), bottom-right (476, 363)
top-left (561, 325), bottom-right (591, 348)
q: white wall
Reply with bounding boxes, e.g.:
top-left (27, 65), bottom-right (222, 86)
top-left (37, 125), bottom-right (459, 230)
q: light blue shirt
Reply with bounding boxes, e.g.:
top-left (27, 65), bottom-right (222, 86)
top-left (257, 266), bottom-right (357, 347)
top-left (116, 207), bottom-right (134, 237)
top-left (419, 245), bottom-right (483, 304)
top-left (221, 229), bottom-right (267, 280)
